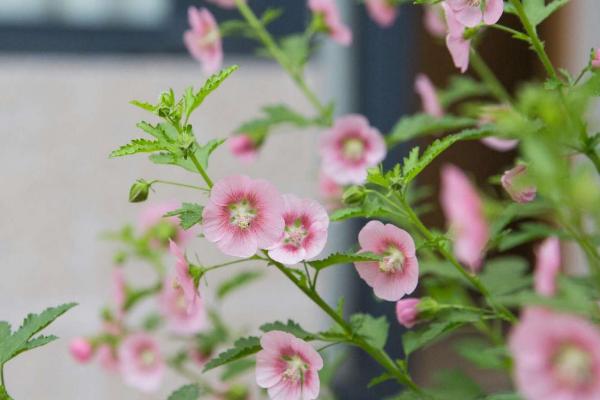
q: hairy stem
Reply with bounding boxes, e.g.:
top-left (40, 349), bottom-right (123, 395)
top-left (234, 0), bottom-right (329, 118)
top-left (189, 153), bottom-right (214, 189)
top-left (151, 180), bottom-right (209, 192)
top-left (470, 49), bottom-right (512, 104)
top-left (204, 256), bottom-right (262, 273)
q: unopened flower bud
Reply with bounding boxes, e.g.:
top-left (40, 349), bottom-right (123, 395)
top-left (69, 337), bottom-right (94, 363)
top-left (129, 179), bottom-right (151, 203)
top-left (591, 48), bottom-right (600, 69)
top-left (342, 186), bottom-right (366, 206)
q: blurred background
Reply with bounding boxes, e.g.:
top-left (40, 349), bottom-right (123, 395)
top-left (0, 0), bottom-right (598, 398)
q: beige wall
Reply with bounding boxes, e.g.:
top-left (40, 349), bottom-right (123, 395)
top-left (0, 55), bottom-right (351, 399)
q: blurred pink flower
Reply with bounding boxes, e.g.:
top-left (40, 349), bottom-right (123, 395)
top-left (534, 237), bottom-right (561, 297)
top-left (501, 164), bottom-right (537, 203)
top-left (119, 333), bottom-right (165, 393)
top-left (442, 2), bottom-right (471, 73)
top-left (396, 298), bottom-right (420, 328)
top-left (445, 0), bottom-right (503, 27)
top-left (207, 0), bottom-right (241, 9)
top-left (308, 0), bottom-right (352, 46)
top-left (189, 347), bottom-right (211, 368)
top-left (158, 276), bottom-right (206, 335)
top-left (355, 221), bottom-right (419, 301)
top-left (320, 115), bottom-right (386, 185)
top-left (203, 175), bottom-right (285, 257)
top-left (481, 137), bottom-right (519, 151)
top-left (69, 337), bottom-right (93, 363)
top-left (169, 240), bottom-right (200, 313)
top-left (509, 309), bottom-right (600, 400)
top-left (268, 194), bottom-right (329, 265)
top-left (440, 164), bottom-right (489, 272)
top-left (97, 344), bottom-right (120, 373)
top-left (318, 172), bottom-right (344, 210)
top-left (112, 267), bottom-right (126, 321)
top-left (256, 331), bottom-right (323, 400)
top-left (424, 5), bottom-right (446, 38)
top-left (228, 134), bottom-right (259, 164)
top-left (184, 7), bottom-right (223, 75)
top-left (138, 201), bottom-right (195, 247)
top-left (592, 49), bottom-right (600, 68)
top-left (415, 74), bottom-right (444, 117)
top-left (365, 0), bottom-right (398, 28)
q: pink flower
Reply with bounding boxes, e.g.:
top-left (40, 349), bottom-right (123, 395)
top-left (138, 201), bottom-right (195, 247)
top-left (442, 2), bottom-right (471, 73)
top-left (592, 49), bottom-right (600, 69)
top-left (207, 0), bottom-right (241, 9)
top-left (445, 0), bottom-right (504, 28)
top-left (256, 331), bottom-right (323, 400)
top-left (534, 237), bottom-right (561, 297)
top-left (509, 309), bottom-right (600, 400)
top-left (319, 115), bottom-right (386, 185)
top-left (318, 172), bottom-right (343, 210)
top-left (203, 175), bottom-right (285, 258)
top-left (169, 240), bottom-right (200, 313)
top-left (158, 276), bottom-right (206, 335)
top-left (396, 298), bottom-right (420, 328)
top-left (112, 268), bottom-right (126, 321)
top-left (354, 221), bottom-right (419, 301)
top-left (308, 0), bottom-right (352, 46)
top-left (481, 137), bottom-right (519, 151)
top-left (501, 164), bottom-right (537, 203)
top-left (268, 194), bottom-right (329, 265)
top-left (183, 7), bottom-right (223, 75)
top-left (440, 164), bottom-right (489, 272)
top-left (69, 337), bottom-right (93, 363)
top-left (97, 344), bottom-right (120, 373)
top-left (415, 74), bottom-right (444, 117)
top-left (189, 347), bottom-right (211, 368)
top-left (228, 134), bottom-right (259, 164)
top-left (119, 333), bottom-right (165, 393)
top-left (365, 0), bottom-right (398, 28)
top-left (424, 5), bottom-right (446, 38)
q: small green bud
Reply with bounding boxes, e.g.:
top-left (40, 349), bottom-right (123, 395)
top-left (417, 297), bottom-right (440, 318)
top-left (129, 179), bottom-right (151, 203)
top-left (342, 186), bottom-right (366, 206)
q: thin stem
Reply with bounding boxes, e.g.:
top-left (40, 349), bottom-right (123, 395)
top-left (189, 153), bottom-right (214, 188)
top-left (234, 0), bottom-right (329, 118)
top-left (508, 0), bottom-right (558, 80)
top-left (470, 49), bottom-right (512, 104)
top-left (204, 256), bottom-right (261, 273)
top-left (150, 180), bottom-right (209, 191)
top-left (489, 24), bottom-right (529, 41)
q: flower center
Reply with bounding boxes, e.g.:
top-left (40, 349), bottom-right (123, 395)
top-left (553, 345), bottom-right (594, 387)
top-left (379, 246), bottom-right (405, 273)
top-left (140, 348), bottom-right (157, 368)
top-left (282, 355), bottom-right (308, 383)
top-left (342, 138), bottom-right (365, 161)
top-left (467, 0), bottom-right (482, 7)
top-left (283, 218), bottom-right (308, 248)
top-left (228, 200), bottom-right (257, 230)
top-left (199, 29), bottom-right (219, 47)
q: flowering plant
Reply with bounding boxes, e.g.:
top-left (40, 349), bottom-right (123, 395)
top-left (66, 0), bottom-right (600, 400)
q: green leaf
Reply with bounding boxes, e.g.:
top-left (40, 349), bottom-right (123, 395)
top-left (220, 358), bottom-right (255, 381)
top-left (260, 320), bottom-right (314, 341)
top-left (149, 138), bottom-right (225, 173)
top-left (109, 138), bottom-right (164, 158)
top-left (454, 338), bottom-right (508, 370)
top-left (308, 251), bottom-right (381, 270)
top-left (20, 335), bottom-right (58, 353)
top-left (329, 205), bottom-right (387, 222)
top-left (386, 113), bottom-right (476, 147)
top-left (234, 104), bottom-right (312, 145)
top-left (0, 303), bottom-right (77, 365)
top-left (164, 203), bottom-right (204, 230)
top-left (203, 336), bottom-right (261, 372)
top-left (195, 138), bottom-right (226, 170)
top-left (350, 314), bottom-right (389, 350)
top-left (137, 121), bottom-right (176, 142)
top-left (484, 394), bottom-right (522, 400)
top-left (479, 257), bottom-right (531, 296)
top-left (506, 0), bottom-right (570, 27)
top-left (130, 100), bottom-right (156, 112)
top-left (187, 65), bottom-right (239, 118)
top-left (280, 34), bottom-right (310, 68)
top-left (216, 271), bottom-right (263, 300)
top-left (438, 76), bottom-right (490, 107)
top-left (428, 369), bottom-right (484, 400)
top-left (368, 372), bottom-right (394, 388)
top-left (167, 384), bottom-right (200, 400)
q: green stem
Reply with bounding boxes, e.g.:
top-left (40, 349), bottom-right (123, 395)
top-left (234, 0), bottom-right (329, 118)
top-left (189, 153), bottom-right (214, 189)
top-left (204, 256), bottom-right (261, 273)
top-left (150, 180), bottom-right (209, 191)
top-left (489, 24), bottom-right (529, 41)
top-left (585, 150), bottom-right (600, 175)
top-left (267, 256), bottom-right (427, 397)
top-left (508, 0), bottom-right (558, 80)
top-left (470, 49), bottom-right (512, 104)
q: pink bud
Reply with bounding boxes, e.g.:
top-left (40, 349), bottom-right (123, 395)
top-left (501, 164), bottom-right (537, 203)
top-left (228, 134), bottom-right (258, 163)
top-left (592, 49), bottom-right (600, 69)
top-left (69, 337), bottom-right (94, 363)
top-left (395, 298), bottom-right (420, 328)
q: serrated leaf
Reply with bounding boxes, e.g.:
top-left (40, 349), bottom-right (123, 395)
top-left (308, 251), bottom-right (381, 270)
top-left (216, 271), bottom-right (263, 299)
top-left (329, 206), bottom-right (387, 222)
top-left (234, 104), bottom-right (312, 144)
top-left (220, 358), bottom-right (255, 381)
top-left (386, 113), bottom-right (476, 147)
top-left (203, 336), bottom-right (261, 372)
top-left (505, 0), bottom-right (570, 27)
top-left (167, 384), bottom-right (200, 400)
top-left (350, 314), bottom-right (389, 350)
top-left (195, 138), bottom-right (226, 170)
top-left (438, 76), bottom-right (490, 107)
top-left (455, 338), bottom-right (508, 370)
top-left (280, 34), bottom-right (310, 68)
top-left (20, 335), bottom-right (58, 353)
top-left (149, 138), bottom-right (225, 173)
top-left (260, 320), bottom-right (314, 340)
top-left (187, 65), bottom-right (239, 118)
top-left (0, 322), bottom-right (10, 343)
top-left (109, 138), bottom-right (164, 158)
top-left (130, 100), bottom-right (156, 112)
top-left (479, 257), bottom-right (531, 296)
top-left (164, 203), bottom-right (203, 230)
top-left (0, 303), bottom-right (76, 365)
